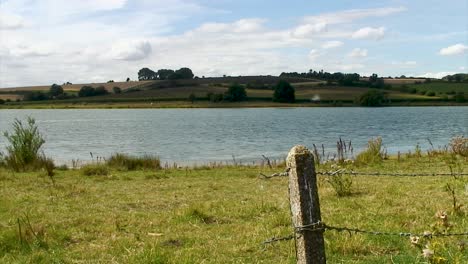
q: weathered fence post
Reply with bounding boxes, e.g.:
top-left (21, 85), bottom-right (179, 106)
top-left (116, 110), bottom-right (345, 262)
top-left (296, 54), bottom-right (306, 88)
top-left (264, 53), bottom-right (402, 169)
top-left (287, 145), bottom-right (326, 264)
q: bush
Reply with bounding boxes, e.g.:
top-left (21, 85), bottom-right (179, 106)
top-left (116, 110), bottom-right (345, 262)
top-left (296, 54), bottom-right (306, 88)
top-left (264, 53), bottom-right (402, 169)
top-left (426, 91), bottom-right (436, 96)
top-left (449, 136), bottom-right (467, 157)
top-left (327, 174), bottom-right (353, 197)
top-left (81, 164), bottom-right (109, 176)
top-left (357, 90), bottom-right (386, 106)
top-left (78, 86), bottom-right (95, 97)
top-left (49, 84), bottom-right (64, 97)
top-left (0, 99), bottom-right (5, 104)
top-left (224, 83), bottom-right (247, 102)
top-left (454, 92), bottom-right (465, 103)
top-left (3, 117), bottom-right (49, 171)
top-left (113, 87), bottom-right (122, 94)
top-left (273, 80), bottom-right (295, 103)
top-left (106, 153), bottom-right (161, 171)
top-left (355, 137), bottom-right (385, 165)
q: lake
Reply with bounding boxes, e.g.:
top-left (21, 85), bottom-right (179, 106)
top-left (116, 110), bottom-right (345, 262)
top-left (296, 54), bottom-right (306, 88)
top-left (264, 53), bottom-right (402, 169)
top-left (0, 107), bottom-right (466, 165)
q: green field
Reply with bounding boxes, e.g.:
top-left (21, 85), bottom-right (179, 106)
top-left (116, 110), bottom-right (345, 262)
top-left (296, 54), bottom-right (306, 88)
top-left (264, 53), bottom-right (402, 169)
top-left (0, 152), bottom-right (467, 263)
top-left (407, 82), bottom-right (468, 94)
top-left (1, 77), bottom-right (467, 108)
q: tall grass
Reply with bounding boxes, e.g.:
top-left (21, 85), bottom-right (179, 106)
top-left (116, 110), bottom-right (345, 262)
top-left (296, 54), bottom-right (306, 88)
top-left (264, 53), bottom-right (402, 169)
top-left (106, 153), bottom-right (161, 170)
top-left (2, 117), bottom-right (54, 172)
top-left (355, 137), bottom-right (385, 165)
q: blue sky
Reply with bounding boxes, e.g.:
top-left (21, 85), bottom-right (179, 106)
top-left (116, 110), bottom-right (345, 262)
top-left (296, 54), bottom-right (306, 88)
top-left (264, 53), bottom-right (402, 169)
top-left (0, 0), bottom-right (467, 87)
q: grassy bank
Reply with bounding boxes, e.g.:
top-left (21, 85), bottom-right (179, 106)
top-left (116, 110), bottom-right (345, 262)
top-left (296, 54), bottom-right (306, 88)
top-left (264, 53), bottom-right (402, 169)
top-left (0, 154), bottom-right (467, 263)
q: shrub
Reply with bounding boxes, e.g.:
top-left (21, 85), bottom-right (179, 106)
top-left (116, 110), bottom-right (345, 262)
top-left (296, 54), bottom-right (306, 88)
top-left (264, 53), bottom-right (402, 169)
top-left (106, 153), bottom-right (161, 171)
top-left (81, 164), bottom-right (110, 176)
top-left (449, 136), bottom-right (467, 157)
top-left (113, 87), bottom-right (122, 94)
top-left (454, 92), bottom-right (465, 103)
top-left (224, 83), bottom-right (247, 102)
top-left (49, 84), bottom-right (64, 97)
top-left (0, 99), bottom-right (5, 104)
top-left (273, 80), bottom-right (295, 103)
top-left (327, 174), bottom-right (353, 197)
top-left (78, 86), bottom-right (95, 97)
top-left (3, 117), bottom-right (48, 171)
top-left (426, 91), bottom-right (436, 96)
top-left (355, 137), bottom-right (385, 165)
top-left (357, 90), bottom-right (386, 106)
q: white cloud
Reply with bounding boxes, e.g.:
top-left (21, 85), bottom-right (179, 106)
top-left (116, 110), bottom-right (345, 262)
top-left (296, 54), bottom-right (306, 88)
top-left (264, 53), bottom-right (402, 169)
top-left (348, 48), bottom-right (368, 58)
top-left (106, 40), bottom-right (152, 61)
top-left (0, 12), bottom-right (25, 30)
top-left (291, 22), bottom-right (327, 38)
top-left (351, 27), bottom-right (385, 40)
top-left (194, 18), bottom-right (266, 34)
top-left (322, 41), bottom-right (343, 49)
top-left (308, 49), bottom-right (320, 60)
top-left (439, 44), bottom-right (468, 56)
top-left (460, 66), bottom-right (466, 71)
top-left (303, 6), bottom-right (406, 25)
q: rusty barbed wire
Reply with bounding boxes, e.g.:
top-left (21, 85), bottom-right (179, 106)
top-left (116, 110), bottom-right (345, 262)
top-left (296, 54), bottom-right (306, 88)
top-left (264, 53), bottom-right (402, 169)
top-left (259, 169), bottom-right (468, 179)
top-left (263, 220), bottom-right (468, 244)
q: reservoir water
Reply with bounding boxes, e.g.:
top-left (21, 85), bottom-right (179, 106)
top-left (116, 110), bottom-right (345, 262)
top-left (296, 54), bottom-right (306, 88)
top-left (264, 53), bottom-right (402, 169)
top-left (0, 107), bottom-right (466, 165)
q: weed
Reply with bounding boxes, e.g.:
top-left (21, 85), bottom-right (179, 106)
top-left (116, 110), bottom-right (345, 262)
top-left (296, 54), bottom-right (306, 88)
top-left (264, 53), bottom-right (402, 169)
top-left (3, 117), bottom-right (49, 172)
top-left (449, 136), bottom-right (467, 157)
top-left (355, 137), bottom-right (384, 165)
top-left (81, 164), bottom-right (110, 176)
top-left (107, 153), bottom-right (161, 170)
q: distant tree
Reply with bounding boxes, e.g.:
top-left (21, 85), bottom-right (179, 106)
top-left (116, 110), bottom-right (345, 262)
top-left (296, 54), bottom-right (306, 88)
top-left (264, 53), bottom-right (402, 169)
top-left (0, 99), bottom-right (5, 104)
top-left (358, 90), bottom-right (386, 106)
top-left (113, 87), bottom-right (122, 94)
top-left (24, 91), bottom-right (48, 101)
top-left (138, 67), bottom-right (157, 81)
top-left (224, 83), bottom-right (247, 102)
top-left (107, 80), bottom-right (114, 83)
top-left (273, 80), bottom-right (295, 103)
top-left (94, 86), bottom-right (109, 96)
top-left (399, 75), bottom-right (406, 79)
top-left (188, 93), bottom-right (196, 103)
top-left (454, 92), bottom-right (465, 103)
top-left (126, 77), bottom-right (130, 82)
top-left (157, 69), bottom-right (175, 80)
top-left (49, 84), bottom-right (64, 97)
top-left (78, 86), bottom-right (95, 97)
top-left (175, 67), bottom-right (194, 79)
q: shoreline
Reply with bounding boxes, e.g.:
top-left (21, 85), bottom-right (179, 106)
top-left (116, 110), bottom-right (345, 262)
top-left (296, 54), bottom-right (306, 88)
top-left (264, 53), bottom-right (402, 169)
top-left (1, 100), bottom-right (467, 109)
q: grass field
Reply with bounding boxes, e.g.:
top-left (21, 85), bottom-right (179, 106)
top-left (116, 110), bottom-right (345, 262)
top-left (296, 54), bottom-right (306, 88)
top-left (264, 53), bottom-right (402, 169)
top-left (0, 153), bottom-right (467, 263)
top-left (407, 82), bottom-right (468, 94)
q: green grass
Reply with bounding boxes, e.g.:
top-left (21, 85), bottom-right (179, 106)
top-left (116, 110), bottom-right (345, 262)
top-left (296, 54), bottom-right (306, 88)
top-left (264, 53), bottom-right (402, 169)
top-left (407, 82), bottom-right (468, 94)
top-left (0, 153), bottom-right (467, 263)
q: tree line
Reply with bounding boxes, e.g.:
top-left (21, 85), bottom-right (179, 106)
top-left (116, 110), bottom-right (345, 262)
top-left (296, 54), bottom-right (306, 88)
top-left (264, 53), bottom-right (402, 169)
top-left (138, 67), bottom-right (194, 81)
top-left (279, 70), bottom-right (388, 88)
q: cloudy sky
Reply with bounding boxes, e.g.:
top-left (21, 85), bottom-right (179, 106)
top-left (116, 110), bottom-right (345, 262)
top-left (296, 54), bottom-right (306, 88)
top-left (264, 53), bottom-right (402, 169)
top-left (0, 0), bottom-right (467, 87)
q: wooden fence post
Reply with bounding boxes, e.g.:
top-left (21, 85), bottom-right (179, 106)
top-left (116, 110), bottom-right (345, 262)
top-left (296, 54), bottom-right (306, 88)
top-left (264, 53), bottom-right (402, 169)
top-left (287, 145), bottom-right (326, 264)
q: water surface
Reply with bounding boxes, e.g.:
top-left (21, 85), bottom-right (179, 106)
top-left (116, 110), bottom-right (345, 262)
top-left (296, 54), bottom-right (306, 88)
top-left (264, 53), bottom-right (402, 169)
top-left (0, 107), bottom-right (466, 164)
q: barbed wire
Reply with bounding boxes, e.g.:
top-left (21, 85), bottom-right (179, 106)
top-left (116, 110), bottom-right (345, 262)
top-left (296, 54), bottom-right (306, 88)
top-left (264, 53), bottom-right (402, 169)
top-left (263, 220), bottom-right (468, 244)
top-left (259, 169), bottom-right (468, 179)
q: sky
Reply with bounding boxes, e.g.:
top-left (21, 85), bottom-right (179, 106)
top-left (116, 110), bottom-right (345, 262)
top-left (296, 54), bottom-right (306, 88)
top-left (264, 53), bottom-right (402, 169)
top-left (0, 0), bottom-right (467, 87)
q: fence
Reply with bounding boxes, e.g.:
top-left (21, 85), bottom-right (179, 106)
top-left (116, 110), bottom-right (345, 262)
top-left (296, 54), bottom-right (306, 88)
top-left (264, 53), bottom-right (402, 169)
top-left (263, 145), bottom-right (468, 264)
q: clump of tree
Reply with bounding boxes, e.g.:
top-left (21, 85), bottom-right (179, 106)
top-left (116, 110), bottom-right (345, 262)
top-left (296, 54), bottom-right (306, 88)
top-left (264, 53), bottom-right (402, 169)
top-left (273, 80), bottom-right (295, 103)
top-left (224, 83), bottom-right (247, 102)
top-left (49, 84), bottom-right (64, 98)
top-left (78, 86), bottom-right (109, 97)
top-left (454, 92), bottom-right (466, 103)
top-left (357, 90), bottom-right (387, 106)
top-left (280, 69), bottom-right (361, 86)
top-left (137, 67), bottom-right (194, 81)
top-left (0, 99), bottom-right (5, 105)
top-left (443, 73), bottom-right (468, 83)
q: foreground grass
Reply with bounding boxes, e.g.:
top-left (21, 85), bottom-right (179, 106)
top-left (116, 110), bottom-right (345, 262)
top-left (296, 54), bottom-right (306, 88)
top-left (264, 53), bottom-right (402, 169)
top-left (0, 155), bottom-right (467, 263)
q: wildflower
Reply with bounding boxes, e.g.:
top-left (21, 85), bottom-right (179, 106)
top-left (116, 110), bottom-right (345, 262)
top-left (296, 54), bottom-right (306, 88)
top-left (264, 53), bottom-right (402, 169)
top-left (422, 248), bottom-right (434, 259)
top-left (410, 236), bottom-right (420, 245)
